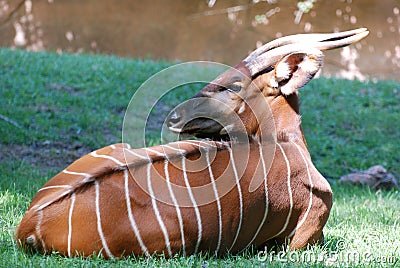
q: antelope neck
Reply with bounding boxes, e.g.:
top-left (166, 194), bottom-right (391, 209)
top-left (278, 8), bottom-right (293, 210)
top-left (268, 93), bottom-right (304, 143)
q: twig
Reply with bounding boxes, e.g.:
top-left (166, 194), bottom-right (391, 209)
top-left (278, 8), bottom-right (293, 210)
top-left (0, 114), bottom-right (22, 129)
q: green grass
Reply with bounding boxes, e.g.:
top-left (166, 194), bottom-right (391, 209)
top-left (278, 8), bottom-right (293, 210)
top-left (0, 49), bottom-right (399, 267)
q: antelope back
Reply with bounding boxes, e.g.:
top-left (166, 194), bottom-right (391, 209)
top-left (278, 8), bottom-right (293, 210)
top-left (16, 137), bottom-right (331, 258)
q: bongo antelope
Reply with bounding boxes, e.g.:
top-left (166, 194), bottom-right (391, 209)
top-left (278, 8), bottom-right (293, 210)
top-left (16, 28), bottom-right (368, 258)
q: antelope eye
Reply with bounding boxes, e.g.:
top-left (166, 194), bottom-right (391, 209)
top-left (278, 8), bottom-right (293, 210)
top-left (226, 81), bottom-right (243, 93)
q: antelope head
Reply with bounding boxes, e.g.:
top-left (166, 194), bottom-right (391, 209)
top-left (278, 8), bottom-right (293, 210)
top-left (168, 28), bottom-right (368, 140)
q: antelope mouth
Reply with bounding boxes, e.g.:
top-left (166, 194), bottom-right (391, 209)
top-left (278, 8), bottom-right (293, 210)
top-left (168, 117), bottom-right (229, 140)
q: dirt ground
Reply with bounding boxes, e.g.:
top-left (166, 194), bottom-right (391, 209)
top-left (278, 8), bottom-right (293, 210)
top-left (0, 141), bottom-right (93, 172)
top-left (0, 103), bottom-right (172, 174)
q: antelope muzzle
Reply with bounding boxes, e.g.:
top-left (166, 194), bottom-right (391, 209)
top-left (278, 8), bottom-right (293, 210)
top-left (167, 94), bottom-right (241, 140)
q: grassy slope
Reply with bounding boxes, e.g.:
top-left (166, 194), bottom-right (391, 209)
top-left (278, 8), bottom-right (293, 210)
top-left (0, 49), bottom-right (399, 267)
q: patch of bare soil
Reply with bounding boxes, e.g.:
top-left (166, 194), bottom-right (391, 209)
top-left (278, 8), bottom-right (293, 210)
top-left (45, 83), bottom-right (81, 94)
top-left (0, 103), bottom-right (171, 173)
top-left (146, 102), bottom-right (174, 137)
top-left (0, 141), bottom-right (93, 172)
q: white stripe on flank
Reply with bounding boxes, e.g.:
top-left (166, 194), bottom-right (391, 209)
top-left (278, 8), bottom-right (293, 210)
top-left (62, 170), bottom-right (91, 177)
top-left (36, 210), bottom-right (46, 252)
top-left (124, 148), bottom-right (151, 161)
top-left (162, 144), bottom-right (186, 154)
top-left (67, 192), bottom-right (76, 257)
top-left (36, 173), bottom-right (82, 209)
top-left (244, 140), bottom-right (269, 249)
top-left (205, 148), bottom-right (222, 255)
top-left (123, 169), bottom-right (149, 256)
top-left (179, 140), bottom-right (211, 150)
top-left (91, 151), bottom-right (124, 166)
top-left (147, 162), bottom-right (172, 257)
top-left (36, 184), bottom-right (77, 210)
top-left (144, 147), bottom-right (165, 157)
top-left (164, 160), bottom-right (186, 256)
top-left (110, 144), bottom-right (117, 149)
top-left (227, 145), bottom-right (243, 252)
top-left (206, 150), bottom-right (222, 255)
top-left (37, 200), bottom-right (60, 211)
top-left (213, 141), bottom-right (226, 146)
top-left (288, 142), bottom-right (313, 238)
top-left (94, 180), bottom-right (114, 258)
top-left (38, 185), bottom-right (71, 192)
top-left (182, 156), bottom-right (202, 254)
top-left (274, 143), bottom-right (293, 237)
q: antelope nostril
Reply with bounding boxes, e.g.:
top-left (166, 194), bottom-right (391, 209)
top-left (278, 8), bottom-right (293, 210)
top-left (168, 111), bottom-right (181, 125)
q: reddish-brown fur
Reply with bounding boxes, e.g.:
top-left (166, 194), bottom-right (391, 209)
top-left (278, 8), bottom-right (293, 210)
top-left (16, 137), bottom-right (332, 258)
top-left (16, 29), bottom-right (368, 258)
top-left (15, 89), bottom-right (332, 258)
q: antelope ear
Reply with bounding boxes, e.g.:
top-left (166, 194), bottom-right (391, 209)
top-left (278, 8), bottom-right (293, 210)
top-left (272, 49), bottom-right (324, 95)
